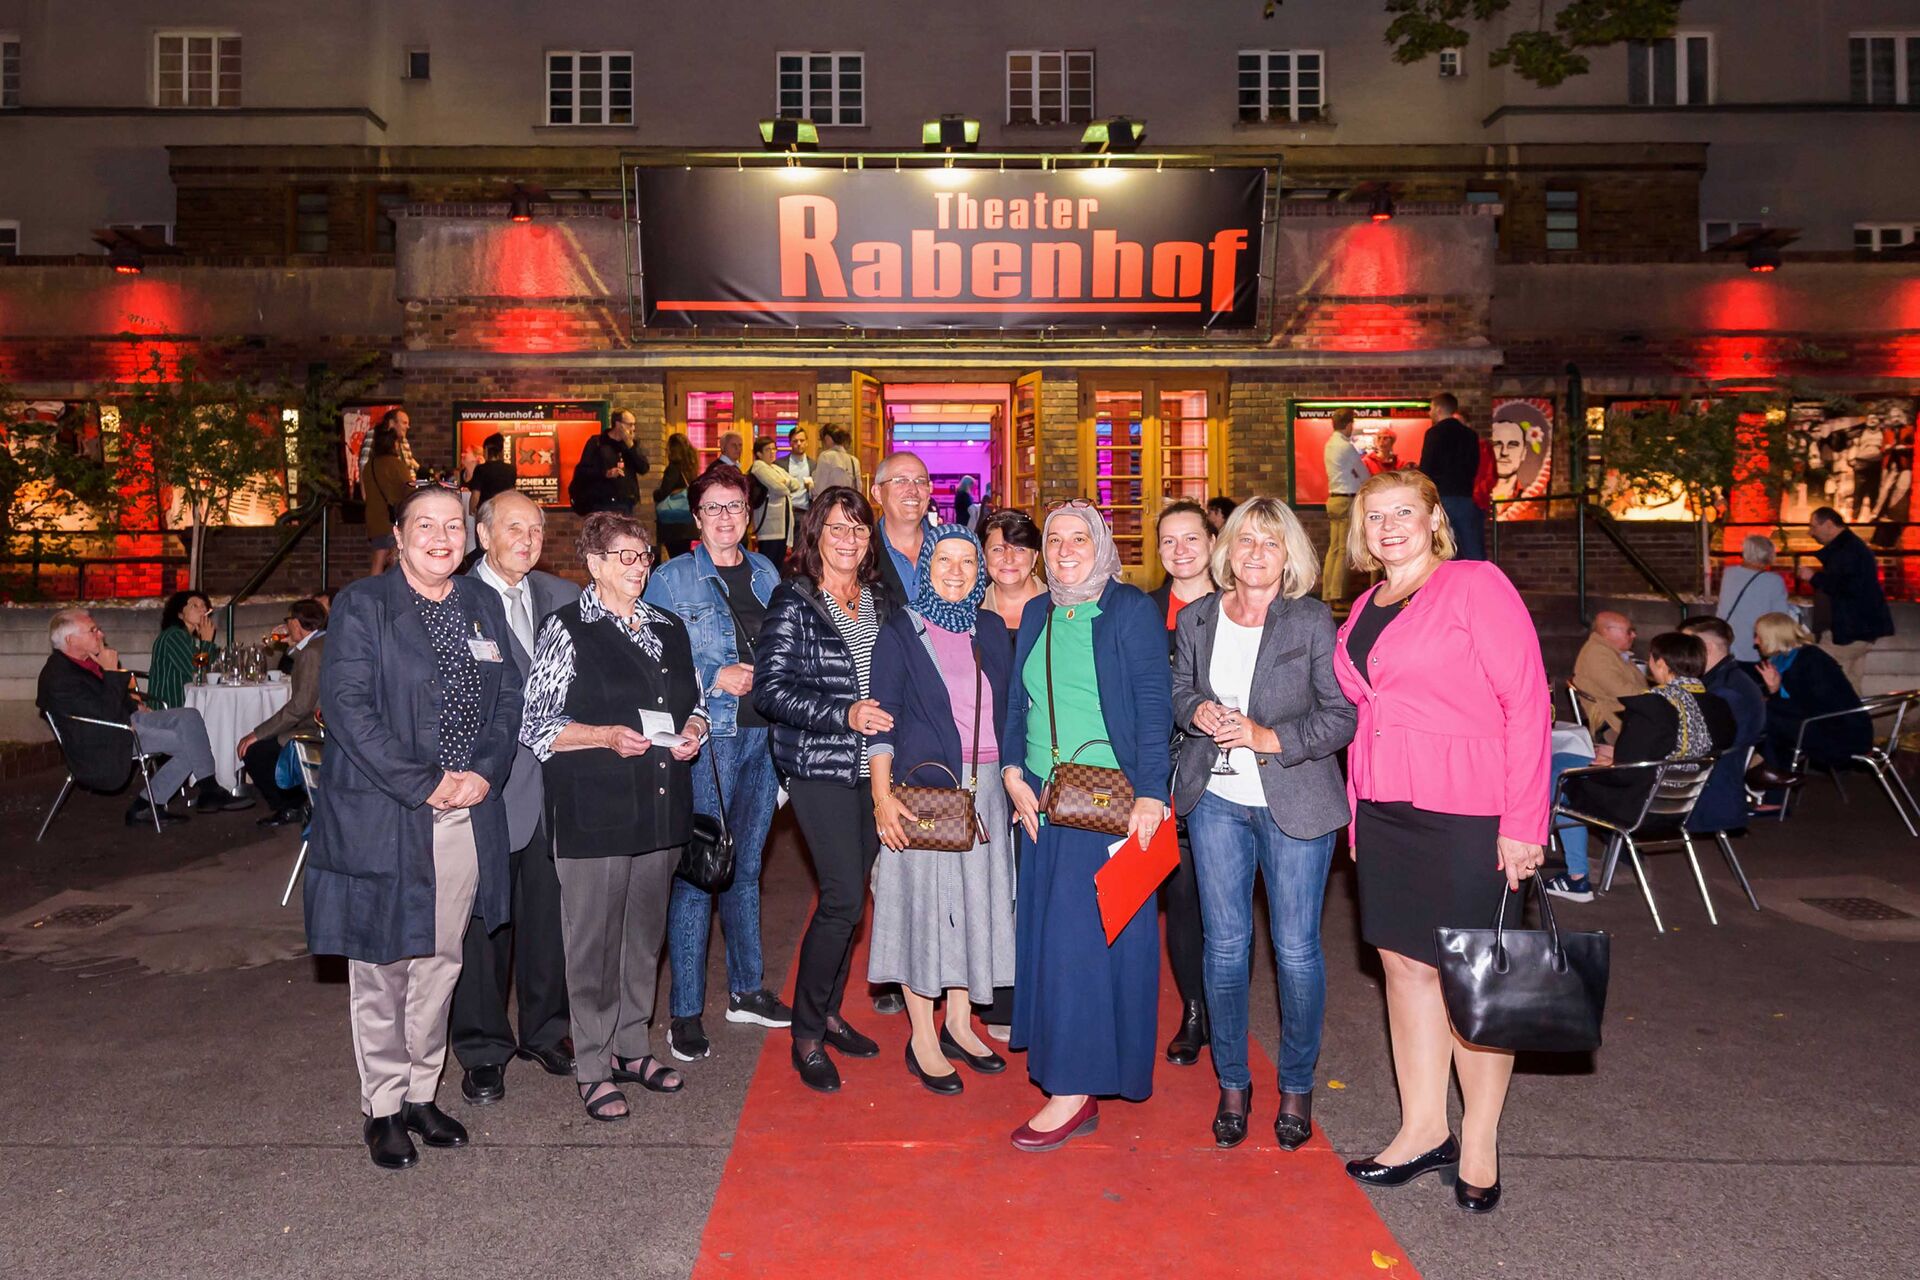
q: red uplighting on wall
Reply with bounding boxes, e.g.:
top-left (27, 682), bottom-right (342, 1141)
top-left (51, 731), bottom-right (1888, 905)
top-left (1324, 223), bottom-right (1412, 297)
top-left (486, 306), bottom-right (574, 354)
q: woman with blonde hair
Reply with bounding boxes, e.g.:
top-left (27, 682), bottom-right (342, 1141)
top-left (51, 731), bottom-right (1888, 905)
top-left (1171, 497), bottom-right (1356, 1149)
top-left (1333, 469), bottom-right (1549, 1214)
top-left (1715, 535), bottom-right (1790, 662)
top-left (1752, 610), bottom-right (1870, 773)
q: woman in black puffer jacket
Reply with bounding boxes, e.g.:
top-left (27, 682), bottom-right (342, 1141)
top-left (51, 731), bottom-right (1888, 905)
top-left (755, 486), bottom-right (896, 1094)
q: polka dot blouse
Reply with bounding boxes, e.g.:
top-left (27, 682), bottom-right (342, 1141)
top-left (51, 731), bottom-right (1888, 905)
top-left (414, 587), bottom-right (483, 771)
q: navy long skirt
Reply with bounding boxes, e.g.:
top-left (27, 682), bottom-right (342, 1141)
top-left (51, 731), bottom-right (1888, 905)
top-left (1010, 819), bottom-right (1160, 1101)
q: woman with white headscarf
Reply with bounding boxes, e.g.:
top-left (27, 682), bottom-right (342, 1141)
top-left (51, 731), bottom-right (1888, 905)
top-left (997, 501), bottom-right (1174, 1152)
top-left (867, 525), bottom-right (1018, 1095)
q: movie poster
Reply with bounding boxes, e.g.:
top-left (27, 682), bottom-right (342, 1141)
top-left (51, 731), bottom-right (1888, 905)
top-left (453, 401), bottom-right (607, 508)
top-left (1290, 401), bottom-right (1430, 506)
top-left (1780, 398), bottom-right (1917, 537)
top-left (1489, 397), bottom-right (1554, 521)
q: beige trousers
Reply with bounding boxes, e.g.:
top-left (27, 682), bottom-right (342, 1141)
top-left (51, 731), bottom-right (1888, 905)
top-left (1820, 639), bottom-right (1875, 692)
top-left (1322, 495), bottom-right (1353, 602)
top-left (348, 807), bottom-right (480, 1118)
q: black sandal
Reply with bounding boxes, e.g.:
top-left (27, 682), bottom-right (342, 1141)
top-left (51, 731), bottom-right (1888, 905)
top-left (612, 1054), bottom-right (684, 1094)
top-left (578, 1080), bottom-right (629, 1122)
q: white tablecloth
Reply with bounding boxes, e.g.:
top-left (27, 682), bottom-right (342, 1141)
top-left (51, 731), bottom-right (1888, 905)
top-left (184, 681), bottom-right (291, 792)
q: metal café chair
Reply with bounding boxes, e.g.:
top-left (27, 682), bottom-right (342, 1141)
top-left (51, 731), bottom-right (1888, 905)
top-left (1776, 691), bottom-right (1920, 837)
top-left (37, 709), bottom-right (167, 840)
top-left (1550, 755), bottom-right (1723, 934)
top-left (1564, 681), bottom-right (1588, 729)
top-left (280, 731), bottom-right (324, 907)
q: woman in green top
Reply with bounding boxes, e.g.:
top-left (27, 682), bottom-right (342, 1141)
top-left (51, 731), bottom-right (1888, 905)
top-left (149, 589), bottom-right (217, 708)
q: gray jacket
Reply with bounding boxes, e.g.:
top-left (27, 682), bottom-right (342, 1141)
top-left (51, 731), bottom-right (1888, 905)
top-left (1170, 592), bottom-right (1356, 840)
top-left (467, 564), bottom-right (580, 850)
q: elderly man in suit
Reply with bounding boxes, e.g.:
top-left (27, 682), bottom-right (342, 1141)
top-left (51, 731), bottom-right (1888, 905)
top-left (36, 608), bottom-right (251, 826)
top-left (306, 485), bottom-right (523, 1171)
top-left (238, 597), bottom-right (327, 827)
top-left (448, 490), bottom-right (581, 1105)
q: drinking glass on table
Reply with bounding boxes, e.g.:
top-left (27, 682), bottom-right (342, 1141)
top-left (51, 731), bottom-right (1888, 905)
top-left (1211, 694), bottom-right (1243, 776)
top-left (191, 648), bottom-right (213, 685)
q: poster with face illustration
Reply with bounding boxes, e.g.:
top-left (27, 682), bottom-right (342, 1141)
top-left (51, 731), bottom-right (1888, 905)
top-left (1779, 398), bottom-right (1917, 531)
top-left (1489, 398), bottom-right (1553, 521)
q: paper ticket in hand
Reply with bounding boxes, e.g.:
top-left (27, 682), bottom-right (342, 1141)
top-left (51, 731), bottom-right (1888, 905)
top-left (639, 709), bottom-right (688, 748)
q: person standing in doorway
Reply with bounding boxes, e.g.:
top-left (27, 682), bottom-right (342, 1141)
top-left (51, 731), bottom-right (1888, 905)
top-left (811, 426), bottom-right (863, 494)
top-left (653, 432), bottom-right (700, 561)
top-left (748, 436), bottom-right (808, 569)
top-left (1322, 408), bottom-right (1370, 603)
top-left (1417, 393), bottom-right (1485, 561)
top-left (1800, 506), bottom-right (1893, 691)
top-left (712, 431), bottom-right (746, 473)
top-left (784, 426), bottom-right (815, 515)
top-left (447, 491), bottom-right (580, 1108)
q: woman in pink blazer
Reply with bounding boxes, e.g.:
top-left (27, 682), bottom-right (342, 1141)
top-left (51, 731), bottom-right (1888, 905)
top-left (1333, 467), bottom-right (1550, 1216)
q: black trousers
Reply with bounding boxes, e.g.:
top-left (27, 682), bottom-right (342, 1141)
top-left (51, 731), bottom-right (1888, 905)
top-left (240, 736), bottom-right (304, 813)
top-left (788, 777), bottom-right (879, 1042)
top-left (449, 820), bottom-right (572, 1068)
top-left (1160, 816), bottom-right (1206, 1008)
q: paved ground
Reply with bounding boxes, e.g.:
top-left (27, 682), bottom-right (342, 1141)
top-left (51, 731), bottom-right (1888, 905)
top-left (0, 765), bottom-right (1915, 1279)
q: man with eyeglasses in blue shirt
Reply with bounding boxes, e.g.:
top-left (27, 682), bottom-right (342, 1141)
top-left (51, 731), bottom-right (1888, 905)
top-left (870, 451), bottom-right (937, 611)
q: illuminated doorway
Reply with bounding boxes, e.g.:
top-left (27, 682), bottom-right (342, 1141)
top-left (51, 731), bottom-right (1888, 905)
top-left (1080, 375), bottom-right (1227, 585)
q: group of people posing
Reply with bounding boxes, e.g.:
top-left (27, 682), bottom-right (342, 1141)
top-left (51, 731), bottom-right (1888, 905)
top-left (300, 443), bottom-right (1564, 1222)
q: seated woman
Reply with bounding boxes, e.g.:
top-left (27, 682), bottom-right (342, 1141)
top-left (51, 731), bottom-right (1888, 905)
top-left (1753, 611), bottom-right (1871, 771)
top-left (148, 589), bottom-right (217, 709)
top-left (1563, 631), bottom-right (1736, 831)
top-left (867, 525), bottom-right (1017, 1095)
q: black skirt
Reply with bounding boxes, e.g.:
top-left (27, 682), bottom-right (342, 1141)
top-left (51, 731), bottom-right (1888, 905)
top-left (1355, 800), bottom-right (1505, 964)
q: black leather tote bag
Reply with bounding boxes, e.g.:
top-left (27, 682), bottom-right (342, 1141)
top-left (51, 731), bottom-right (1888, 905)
top-left (1435, 878), bottom-right (1610, 1053)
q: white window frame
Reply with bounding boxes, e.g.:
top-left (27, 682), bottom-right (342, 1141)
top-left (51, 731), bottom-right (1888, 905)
top-left (776, 51), bottom-right (864, 126)
top-left (1006, 49), bottom-right (1095, 126)
top-left (0, 219), bottom-right (20, 257)
top-left (1701, 219), bottom-right (1761, 250)
top-left (1237, 49), bottom-right (1326, 123)
top-left (154, 31), bottom-right (242, 108)
top-left (1438, 49), bottom-right (1462, 78)
top-left (1855, 223), bottom-right (1919, 252)
top-left (1628, 31), bottom-right (1714, 106)
top-left (1, 33), bottom-right (20, 109)
top-left (1850, 32), bottom-right (1920, 104)
top-left (545, 49), bottom-right (634, 127)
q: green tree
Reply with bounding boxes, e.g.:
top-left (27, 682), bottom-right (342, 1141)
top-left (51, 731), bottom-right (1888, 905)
top-left (1263, 0), bottom-right (1684, 87)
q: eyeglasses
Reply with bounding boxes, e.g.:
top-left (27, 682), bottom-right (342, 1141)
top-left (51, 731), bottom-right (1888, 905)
top-left (597, 548), bottom-right (654, 566)
top-left (823, 522), bottom-right (872, 542)
top-left (698, 500), bottom-right (748, 516)
top-left (878, 475), bottom-right (932, 491)
top-left (1047, 498), bottom-right (1096, 513)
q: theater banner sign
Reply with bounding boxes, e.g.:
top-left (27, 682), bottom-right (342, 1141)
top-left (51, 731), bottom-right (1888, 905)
top-left (636, 168), bottom-right (1268, 330)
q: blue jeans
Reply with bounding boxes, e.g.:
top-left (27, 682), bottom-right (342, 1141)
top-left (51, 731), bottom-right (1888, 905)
top-left (1440, 495), bottom-right (1486, 561)
top-left (1185, 790), bottom-right (1337, 1094)
top-left (1550, 749), bottom-right (1593, 880)
top-left (667, 726), bottom-right (779, 1019)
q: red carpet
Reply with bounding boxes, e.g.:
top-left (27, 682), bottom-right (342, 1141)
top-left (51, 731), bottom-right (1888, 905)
top-left (693, 918), bottom-right (1421, 1279)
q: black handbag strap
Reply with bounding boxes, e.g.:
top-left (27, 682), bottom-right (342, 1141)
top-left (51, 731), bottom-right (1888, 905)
top-left (1492, 877), bottom-right (1564, 962)
top-left (704, 745), bottom-right (730, 839)
top-left (716, 574), bottom-right (757, 664)
top-left (1045, 611), bottom-right (1060, 767)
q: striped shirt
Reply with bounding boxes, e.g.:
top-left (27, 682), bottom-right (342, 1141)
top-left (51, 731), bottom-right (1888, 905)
top-left (147, 626), bottom-right (214, 710)
top-left (820, 584), bottom-right (880, 776)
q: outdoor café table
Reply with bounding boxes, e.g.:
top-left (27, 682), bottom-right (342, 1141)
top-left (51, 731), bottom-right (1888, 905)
top-left (183, 679), bottom-right (291, 794)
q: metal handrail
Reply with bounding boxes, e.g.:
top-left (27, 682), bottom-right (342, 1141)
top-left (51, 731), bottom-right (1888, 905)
top-left (1582, 504), bottom-right (1690, 623)
top-left (1486, 489), bottom-right (1690, 622)
top-left (220, 498), bottom-right (333, 648)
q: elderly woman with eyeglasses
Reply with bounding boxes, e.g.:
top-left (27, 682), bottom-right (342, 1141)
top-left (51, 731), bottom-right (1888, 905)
top-left (999, 500), bottom-right (1173, 1152)
top-left (754, 485), bottom-right (896, 1094)
top-left (520, 512), bottom-right (709, 1122)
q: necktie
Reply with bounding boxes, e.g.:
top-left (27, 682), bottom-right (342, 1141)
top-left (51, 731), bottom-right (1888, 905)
top-left (505, 585), bottom-right (535, 657)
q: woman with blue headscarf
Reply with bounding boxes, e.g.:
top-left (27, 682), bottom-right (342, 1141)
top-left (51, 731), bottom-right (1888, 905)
top-left (867, 524), bottom-right (1018, 1095)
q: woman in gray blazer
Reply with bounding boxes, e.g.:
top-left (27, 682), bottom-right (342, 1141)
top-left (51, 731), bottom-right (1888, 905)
top-left (1171, 496), bottom-right (1356, 1153)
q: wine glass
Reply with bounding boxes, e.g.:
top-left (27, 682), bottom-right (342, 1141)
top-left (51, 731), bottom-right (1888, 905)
top-left (1211, 695), bottom-right (1243, 776)
top-left (191, 648), bottom-right (213, 686)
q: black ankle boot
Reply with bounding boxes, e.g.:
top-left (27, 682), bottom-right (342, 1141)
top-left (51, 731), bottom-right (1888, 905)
top-left (1166, 999), bottom-right (1207, 1066)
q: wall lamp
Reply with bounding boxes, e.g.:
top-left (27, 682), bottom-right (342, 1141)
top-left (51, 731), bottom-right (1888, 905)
top-left (921, 115), bottom-right (980, 152)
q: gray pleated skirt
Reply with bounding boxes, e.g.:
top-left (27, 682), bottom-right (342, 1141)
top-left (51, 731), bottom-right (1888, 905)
top-left (866, 765), bottom-right (1018, 1004)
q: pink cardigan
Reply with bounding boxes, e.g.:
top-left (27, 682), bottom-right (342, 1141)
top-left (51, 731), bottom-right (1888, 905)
top-left (1334, 559), bottom-right (1551, 844)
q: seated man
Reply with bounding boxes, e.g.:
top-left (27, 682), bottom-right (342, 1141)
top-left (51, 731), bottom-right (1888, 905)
top-left (1572, 609), bottom-right (1649, 743)
top-left (37, 607), bottom-right (252, 826)
top-left (1677, 615), bottom-right (1768, 833)
top-left (237, 598), bottom-right (327, 827)
top-left (1551, 632), bottom-right (1736, 899)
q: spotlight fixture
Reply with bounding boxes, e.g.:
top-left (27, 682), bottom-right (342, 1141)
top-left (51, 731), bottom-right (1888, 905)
top-left (759, 117), bottom-right (820, 152)
top-left (921, 114), bottom-right (980, 153)
top-left (108, 240), bottom-right (144, 275)
top-left (1746, 242), bottom-right (1781, 273)
top-left (1715, 226), bottom-right (1799, 274)
top-left (1081, 117), bottom-right (1146, 153)
top-left (508, 187), bottom-right (535, 223)
top-left (1368, 187), bottom-right (1396, 222)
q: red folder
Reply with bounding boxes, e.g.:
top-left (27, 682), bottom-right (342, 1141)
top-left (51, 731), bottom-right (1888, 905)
top-left (1093, 814), bottom-right (1181, 946)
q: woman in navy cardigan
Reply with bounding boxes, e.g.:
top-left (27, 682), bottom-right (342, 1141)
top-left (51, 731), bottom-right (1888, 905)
top-left (999, 502), bottom-right (1173, 1152)
top-left (866, 526), bottom-right (1017, 1094)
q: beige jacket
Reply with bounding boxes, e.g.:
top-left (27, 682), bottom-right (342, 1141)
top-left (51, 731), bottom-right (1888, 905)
top-left (1572, 632), bottom-right (1647, 743)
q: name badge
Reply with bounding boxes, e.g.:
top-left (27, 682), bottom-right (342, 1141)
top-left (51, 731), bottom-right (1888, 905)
top-left (468, 636), bottom-right (504, 663)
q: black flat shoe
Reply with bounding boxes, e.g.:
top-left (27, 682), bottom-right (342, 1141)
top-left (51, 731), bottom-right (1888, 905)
top-left (460, 1064), bottom-right (505, 1106)
top-left (1212, 1084), bottom-right (1251, 1149)
top-left (517, 1040), bottom-right (575, 1076)
top-left (257, 806), bottom-right (306, 828)
top-left (791, 1043), bottom-right (841, 1093)
top-left (1166, 998), bottom-right (1207, 1066)
top-left (363, 1114), bottom-right (418, 1170)
top-left (906, 1042), bottom-right (964, 1095)
top-left (1274, 1090), bottom-right (1313, 1151)
top-left (126, 800), bottom-right (186, 827)
top-left (823, 1018), bottom-right (879, 1059)
top-left (401, 1101), bottom-right (468, 1148)
top-left (1345, 1135), bottom-right (1460, 1188)
top-left (938, 1027), bottom-right (1007, 1074)
top-left (1456, 1178), bottom-right (1503, 1214)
